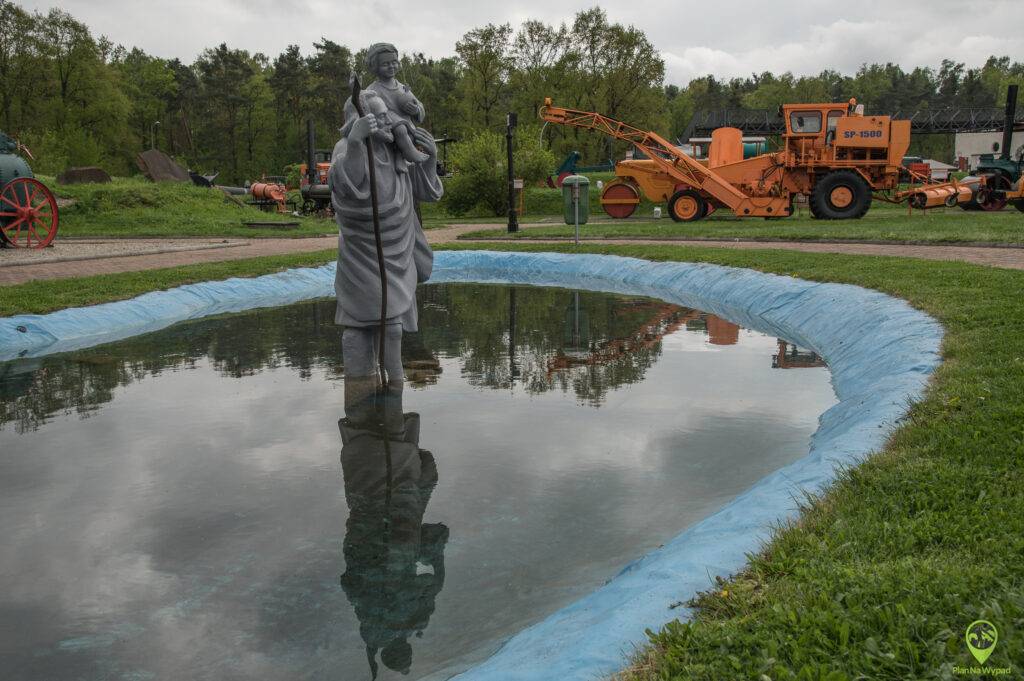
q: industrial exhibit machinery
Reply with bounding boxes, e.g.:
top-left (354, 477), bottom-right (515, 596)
top-left (0, 131), bottom-right (59, 248)
top-left (548, 299), bottom-right (740, 377)
top-left (964, 85), bottom-right (1024, 212)
top-left (546, 151), bottom-right (615, 188)
top-left (247, 181), bottom-right (291, 213)
top-left (298, 120), bottom-right (333, 215)
top-left (540, 97), bottom-right (990, 221)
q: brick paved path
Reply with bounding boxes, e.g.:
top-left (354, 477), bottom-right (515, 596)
top-left (3, 225), bottom-right (1023, 286)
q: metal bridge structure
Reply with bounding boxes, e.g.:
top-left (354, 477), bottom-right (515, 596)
top-left (683, 106), bottom-right (1023, 139)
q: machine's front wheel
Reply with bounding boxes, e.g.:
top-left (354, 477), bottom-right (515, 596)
top-left (810, 170), bottom-right (872, 220)
top-left (668, 189), bottom-right (707, 222)
top-left (1014, 199), bottom-right (1024, 213)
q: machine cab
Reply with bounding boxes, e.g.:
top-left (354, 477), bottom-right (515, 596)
top-left (781, 101), bottom-right (856, 145)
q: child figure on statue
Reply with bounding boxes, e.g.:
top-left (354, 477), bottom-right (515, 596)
top-left (364, 43), bottom-right (426, 128)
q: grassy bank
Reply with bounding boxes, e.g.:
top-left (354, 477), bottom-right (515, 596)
top-left (2, 241), bottom-right (1020, 676)
top-left (460, 200), bottom-right (1024, 244)
top-left (438, 242), bottom-right (1023, 679)
top-left (48, 177), bottom-right (335, 238)
top-left (46, 176), bottom-right (568, 235)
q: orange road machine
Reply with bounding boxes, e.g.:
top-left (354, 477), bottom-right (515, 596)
top-left (540, 98), bottom-right (989, 221)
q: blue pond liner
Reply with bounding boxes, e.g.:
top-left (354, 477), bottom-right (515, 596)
top-left (0, 251), bottom-right (943, 680)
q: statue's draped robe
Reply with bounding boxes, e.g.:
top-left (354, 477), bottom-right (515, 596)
top-left (330, 133), bottom-right (442, 331)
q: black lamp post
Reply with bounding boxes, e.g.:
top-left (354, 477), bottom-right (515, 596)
top-left (506, 112), bottom-right (518, 233)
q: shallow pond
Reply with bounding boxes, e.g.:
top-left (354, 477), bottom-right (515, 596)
top-left (0, 283), bottom-right (836, 681)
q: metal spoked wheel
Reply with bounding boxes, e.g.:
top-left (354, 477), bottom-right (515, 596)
top-left (0, 177), bottom-right (59, 248)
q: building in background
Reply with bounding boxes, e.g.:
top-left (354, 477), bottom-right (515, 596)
top-left (955, 130), bottom-right (1024, 171)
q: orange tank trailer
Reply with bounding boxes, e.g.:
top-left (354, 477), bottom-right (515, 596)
top-left (538, 97), bottom-right (979, 222)
top-left (249, 182), bottom-right (289, 213)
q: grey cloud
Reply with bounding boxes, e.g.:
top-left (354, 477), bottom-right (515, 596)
top-left (22, 0), bottom-right (1024, 85)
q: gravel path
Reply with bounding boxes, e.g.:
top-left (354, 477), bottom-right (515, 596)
top-left (2, 222), bottom-right (1024, 287)
top-left (0, 238), bottom-right (248, 267)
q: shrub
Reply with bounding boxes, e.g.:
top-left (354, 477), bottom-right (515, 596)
top-left (442, 126), bottom-right (555, 216)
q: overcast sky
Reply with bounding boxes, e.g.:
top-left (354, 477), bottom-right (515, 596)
top-left (22, 0), bottom-right (1024, 84)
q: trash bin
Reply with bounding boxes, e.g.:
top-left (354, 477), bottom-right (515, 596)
top-left (561, 175), bottom-right (590, 225)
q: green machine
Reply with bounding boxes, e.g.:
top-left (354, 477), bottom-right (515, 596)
top-left (0, 131), bottom-right (59, 248)
top-left (966, 85), bottom-right (1024, 212)
top-left (546, 151), bottom-right (614, 188)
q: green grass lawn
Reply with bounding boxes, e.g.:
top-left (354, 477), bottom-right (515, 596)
top-left (2, 242), bottom-right (1021, 678)
top-left (0, 249), bottom-right (337, 317)
top-left (47, 177), bottom-right (336, 238)
top-left (460, 199), bottom-right (1024, 244)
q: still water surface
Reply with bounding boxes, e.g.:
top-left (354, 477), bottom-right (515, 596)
top-left (0, 284), bottom-right (836, 681)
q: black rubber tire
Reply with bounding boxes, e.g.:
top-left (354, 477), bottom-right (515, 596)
top-left (809, 170), bottom-right (872, 220)
top-left (1014, 199), bottom-right (1024, 213)
top-left (808, 198), bottom-right (822, 219)
top-left (668, 189), bottom-right (707, 222)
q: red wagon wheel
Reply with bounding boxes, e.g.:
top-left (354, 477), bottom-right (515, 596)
top-left (0, 177), bottom-right (59, 248)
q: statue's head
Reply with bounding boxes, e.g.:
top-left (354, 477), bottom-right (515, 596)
top-left (381, 639), bottom-right (412, 673)
top-left (340, 90), bottom-right (394, 143)
top-left (366, 43), bottom-right (400, 79)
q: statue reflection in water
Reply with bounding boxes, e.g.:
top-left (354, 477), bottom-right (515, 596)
top-left (338, 372), bottom-right (448, 679)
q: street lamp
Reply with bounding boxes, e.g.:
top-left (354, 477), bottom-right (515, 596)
top-left (150, 120), bottom-right (161, 150)
top-left (506, 112), bottom-right (518, 233)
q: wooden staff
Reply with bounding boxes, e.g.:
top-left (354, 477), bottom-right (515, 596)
top-left (350, 75), bottom-right (389, 391)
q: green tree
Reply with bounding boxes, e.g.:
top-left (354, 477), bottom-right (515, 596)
top-left (308, 38), bottom-right (351, 130)
top-left (455, 23), bottom-right (513, 129)
top-left (114, 47), bottom-right (176, 151)
top-left (0, 0), bottom-right (36, 132)
top-left (195, 43), bottom-right (256, 182)
top-left (269, 44), bottom-right (310, 160)
top-left (443, 126), bottom-right (554, 216)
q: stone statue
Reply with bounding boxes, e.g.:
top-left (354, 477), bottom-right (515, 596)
top-left (330, 42), bottom-right (442, 394)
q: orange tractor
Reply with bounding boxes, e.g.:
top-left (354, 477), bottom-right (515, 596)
top-left (540, 97), bottom-right (980, 221)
